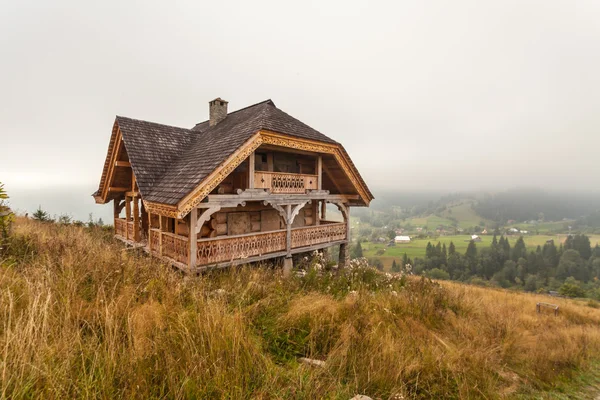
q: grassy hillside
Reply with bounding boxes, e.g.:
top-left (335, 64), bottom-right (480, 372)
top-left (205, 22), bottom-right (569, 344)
top-left (2, 218), bottom-right (600, 398)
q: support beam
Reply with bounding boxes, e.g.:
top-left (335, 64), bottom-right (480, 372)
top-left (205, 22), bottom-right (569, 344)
top-left (148, 212), bottom-right (152, 252)
top-left (317, 155), bottom-right (322, 190)
top-left (131, 170), bottom-right (136, 192)
top-left (115, 161), bottom-right (131, 167)
top-left (321, 200), bottom-right (327, 221)
top-left (133, 197), bottom-right (140, 242)
top-left (189, 208), bottom-right (197, 270)
top-left (283, 257), bottom-right (293, 277)
top-left (108, 187), bottom-right (129, 193)
top-left (286, 204), bottom-right (292, 256)
top-left (195, 206), bottom-right (223, 234)
top-left (267, 153), bottom-right (274, 171)
top-left (322, 164), bottom-right (344, 194)
top-left (248, 151), bottom-right (255, 189)
top-left (159, 215), bottom-right (163, 256)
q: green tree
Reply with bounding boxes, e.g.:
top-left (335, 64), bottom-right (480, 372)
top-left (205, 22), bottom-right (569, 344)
top-left (512, 236), bottom-right (527, 261)
top-left (32, 206), bottom-right (52, 222)
top-left (391, 259), bottom-right (400, 272)
top-left (351, 241), bottom-right (364, 259)
top-left (0, 182), bottom-right (13, 242)
top-left (448, 241), bottom-right (456, 255)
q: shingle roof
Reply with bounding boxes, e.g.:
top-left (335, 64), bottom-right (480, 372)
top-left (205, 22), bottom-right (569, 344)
top-left (111, 99), bottom-right (340, 205)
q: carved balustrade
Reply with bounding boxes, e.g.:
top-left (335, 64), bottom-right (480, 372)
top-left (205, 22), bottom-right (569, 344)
top-left (115, 218), bottom-right (127, 238)
top-left (291, 222), bottom-right (347, 248)
top-left (149, 229), bottom-right (161, 255)
top-left (162, 232), bottom-right (189, 264)
top-left (254, 171), bottom-right (318, 194)
top-left (197, 230), bottom-right (287, 265)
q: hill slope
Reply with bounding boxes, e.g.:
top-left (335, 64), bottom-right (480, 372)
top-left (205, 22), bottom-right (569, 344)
top-left (2, 218), bottom-right (600, 399)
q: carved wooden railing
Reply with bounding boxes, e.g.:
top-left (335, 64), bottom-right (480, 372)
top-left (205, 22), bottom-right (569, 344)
top-left (162, 232), bottom-right (189, 264)
top-left (254, 171), bottom-right (318, 194)
top-left (291, 222), bottom-right (347, 248)
top-left (115, 218), bottom-right (127, 238)
top-left (197, 230), bottom-right (287, 265)
top-left (149, 229), bottom-right (161, 255)
top-left (126, 222), bottom-right (134, 240)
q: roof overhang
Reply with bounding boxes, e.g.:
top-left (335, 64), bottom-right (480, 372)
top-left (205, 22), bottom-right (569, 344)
top-left (143, 130), bottom-right (374, 219)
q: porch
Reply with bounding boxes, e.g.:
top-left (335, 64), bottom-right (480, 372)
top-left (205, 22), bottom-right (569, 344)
top-left (115, 219), bottom-right (347, 271)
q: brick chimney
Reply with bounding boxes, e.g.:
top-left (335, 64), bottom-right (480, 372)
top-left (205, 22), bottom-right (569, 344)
top-left (209, 98), bottom-right (228, 126)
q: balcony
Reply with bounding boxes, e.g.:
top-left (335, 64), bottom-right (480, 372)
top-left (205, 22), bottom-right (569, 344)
top-left (253, 171), bottom-right (318, 194)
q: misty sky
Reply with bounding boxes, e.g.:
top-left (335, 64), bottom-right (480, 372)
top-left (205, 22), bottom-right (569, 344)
top-left (2, 0), bottom-right (600, 201)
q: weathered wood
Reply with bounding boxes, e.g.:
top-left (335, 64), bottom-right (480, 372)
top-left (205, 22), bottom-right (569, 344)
top-left (286, 204), bottom-right (292, 256)
top-left (108, 187), bottom-right (129, 193)
top-left (322, 164), bottom-right (344, 194)
top-left (321, 200), bottom-right (327, 221)
top-left (115, 160), bottom-right (131, 167)
top-left (159, 215), bottom-right (163, 256)
top-left (189, 208), bottom-right (197, 269)
top-left (147, 212), bottom-right (153, 252)
top-left (133, 197), bottom-right (140, 242)
top-left (267, 153), bottom-right (274, 171)
top-left (248, 151), bottom-right (255, 189)
top-left (195, 206), bottom-right (222, 234)
top-left (317, 155), bottom-right (322, 190)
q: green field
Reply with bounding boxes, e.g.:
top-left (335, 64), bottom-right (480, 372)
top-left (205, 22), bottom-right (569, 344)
top-left (406, 200), bottom-right (492, 230)
top-left (361, 234), bottom-right (600, 270)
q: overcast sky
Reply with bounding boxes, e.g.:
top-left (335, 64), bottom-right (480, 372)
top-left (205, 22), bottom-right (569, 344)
top-left (2, 0), bottom-right (600, 198)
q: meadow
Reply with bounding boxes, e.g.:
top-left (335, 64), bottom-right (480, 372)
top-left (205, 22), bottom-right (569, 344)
top-left (361, 234), bottom-right (600, 270)
top-left (2, 218), bottom-right (600, 398)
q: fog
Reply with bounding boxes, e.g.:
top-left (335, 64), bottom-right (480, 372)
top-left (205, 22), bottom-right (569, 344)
top-left (2, 0), bottom-right (600, 218)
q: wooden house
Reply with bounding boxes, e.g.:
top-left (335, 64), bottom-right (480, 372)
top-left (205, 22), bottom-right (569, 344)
top-left (94, 98), bottom-right (373, 273)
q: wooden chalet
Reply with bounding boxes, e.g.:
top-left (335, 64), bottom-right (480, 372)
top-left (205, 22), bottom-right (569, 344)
top-left (94, 98), bottom-right (373, 273)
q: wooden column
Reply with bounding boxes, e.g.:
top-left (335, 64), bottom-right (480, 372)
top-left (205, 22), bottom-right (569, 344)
top-left (189, 208), bottom-right (197, 270)
top-left (147, 212), bottom-right (152, 252)
top-left (267, 153), bottom-right (274, 171)
top-left (125, 196), bottom-right (131, 240)
top-left (338, 204), bottom-right (350, 271)
top-left (285, 204), bottom-right (292, 256)
top-left (321, 201), bottom-right (327, 221)
top-left (317, 155), bottom-right (322, 190)
top-left (113, 199), bottom-right (119, 235)
top-left (133, 196), bottom-right (140, 242)
top-left (159, 215), bottom-right (163, 256)
top-left (248, 151), bottom-right (255, 189)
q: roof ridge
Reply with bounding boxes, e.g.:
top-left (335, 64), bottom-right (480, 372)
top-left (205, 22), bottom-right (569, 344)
top-left (116, 115), bottom-right (194, 132)
top-left (192, 99), bottom-right (274, 129)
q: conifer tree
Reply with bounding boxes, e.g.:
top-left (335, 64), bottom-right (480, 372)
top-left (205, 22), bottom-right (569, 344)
top-left (448, 241), bottom-right (456, 255)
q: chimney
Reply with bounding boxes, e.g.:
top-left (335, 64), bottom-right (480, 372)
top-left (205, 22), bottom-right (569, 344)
top-left (209, 98), bottom-right (228, 126)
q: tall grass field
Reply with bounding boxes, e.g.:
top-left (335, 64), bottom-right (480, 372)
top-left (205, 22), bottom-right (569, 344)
top-left (1, 218), bottom-right (600, 398)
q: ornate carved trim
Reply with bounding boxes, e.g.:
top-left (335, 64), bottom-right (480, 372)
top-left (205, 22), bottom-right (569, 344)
top-left (259, 131), bottom-right (371, 205)
top-left (98, 126), bottom-right (123, 203)
top-left (143, 200), bottom-right (179, 218)
top-left (176, 133), bottom-right (264, 218)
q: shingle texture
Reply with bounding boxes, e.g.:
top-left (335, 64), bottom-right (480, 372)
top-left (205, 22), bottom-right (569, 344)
top-left (111, 99), bottom-right (342, 205)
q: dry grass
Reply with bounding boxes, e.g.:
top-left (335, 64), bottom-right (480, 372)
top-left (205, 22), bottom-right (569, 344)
top-left (1, 217), bottom-right (600, 399)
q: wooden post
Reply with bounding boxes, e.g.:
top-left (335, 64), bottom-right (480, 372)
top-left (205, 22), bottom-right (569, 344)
top-left (317, 155), bottom-right (322, 190)
top-left (113, 199), bottom-right (119, 235)
top-left (147, 212), bottom-right (152, 252)
top-left (286, 204), bottom-right (292, 256)
top-left (133, 196), bottom-right (140, 242)
top-left (248, 151), bottom-right (255, 189)
top-left (189, 208), bottom-right (197, 271)
top-left (321, 201), bottom-right (327, 222)
top-left (125, 196), bottom-right (131, 240)
top-left (338, 204), bottom-right (350, 271)
top-left (159, 215), bottom-right (163, 256)
top-left (267, 153), bottom-right (274, 171)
